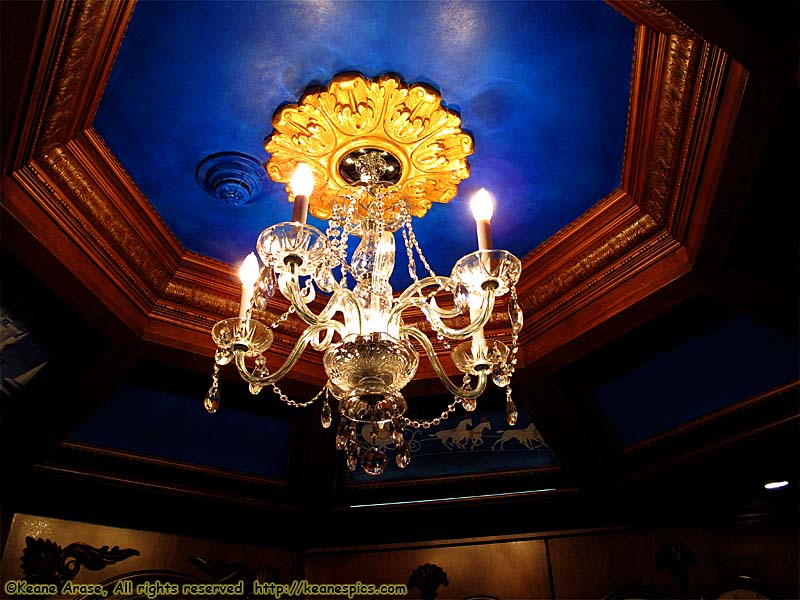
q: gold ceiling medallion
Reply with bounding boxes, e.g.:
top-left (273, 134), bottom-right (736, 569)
top-left (264, 73), bottom-right (474, 221)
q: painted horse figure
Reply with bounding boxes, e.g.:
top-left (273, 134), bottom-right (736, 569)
top-left (492, 423), bottom-right (545, 451)
top-left (433, 418), bottom-right (473, 449)
top-left (467, 421), bottom-right (492, 449)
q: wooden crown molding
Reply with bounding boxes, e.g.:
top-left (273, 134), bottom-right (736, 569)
top-left (620, 380), bottom-right (800, 479)
top-left (0, 0), bottom-right (769, 386)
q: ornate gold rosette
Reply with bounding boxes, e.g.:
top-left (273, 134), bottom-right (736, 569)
top-left (264, 73), bottom-right (474, 220)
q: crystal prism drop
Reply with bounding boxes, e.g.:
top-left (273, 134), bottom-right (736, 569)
top-left (301, 280), bottom-right (316, 303)
top-left (492, 365), bottom-right (511, 387)
top-left (320, 399), bottom-right (332, 429)
top-left (335, 420), bottom-right (350, 450)
top-left (214, 348), bottom-right (233, 366)
top-left (362, 446), bottom-right (388, 476)
top-left (454, 283), bottom-right (469, 312)
top-left (392, 428), bottom-right (405, 446)
top-left (204, 385), bottom-right (220, 413)
top-left (346, 448), bottom-right (359, 472)
top-left (396, 442), bottom-right (411, 469)
top-left (462, 396), bottom-right (477, 412)
top-left (251, 357), bottom-right (269, 389)
top-left (506, 399), bottom-right (518, 426)
top-left (315, 265), bottom-right (337, 293)
top-left (261, 264), bottom-right (276, 298)
top-left (509, 297), bottom-right (524, 334)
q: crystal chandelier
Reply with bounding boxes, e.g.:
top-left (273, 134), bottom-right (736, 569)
top-left (205, 74), bottom-right (523, 476)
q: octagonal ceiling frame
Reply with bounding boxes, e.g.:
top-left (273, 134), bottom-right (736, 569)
top-left (1, 0), bottom-right (775, 389)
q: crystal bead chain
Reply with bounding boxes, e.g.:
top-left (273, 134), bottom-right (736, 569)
top-left (399, 203), bottom-right (420, 283)
top-left (401, 397), bottom-right (462, 429)
top-left (271, 382), bottom-right (325, 408)
top-left (204, 363), bottom-right (221, 413)
top-left (504, 285), bottom-right (521, 425)
top-left (458, 373), bottom-right (477, 411)
top-left (326, 203), bottom-right (343, 267)
top-left (406, 218), bottom-right (437, 279)
top-left (336, 194), bottom-right (358, 281)
top-left (270, 304), bottom-right (295, 329)
top-left (507, 285), bottom-right (521, 379)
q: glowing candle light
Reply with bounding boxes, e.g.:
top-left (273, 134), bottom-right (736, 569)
top-left (238, 252), bottom-right (260, 322)
top-left (290, 164), bottom-right (314, 224)
top-left (468, 188), bottom-right (495, 358)
top-left (470, 188), bottom-right (494, 250)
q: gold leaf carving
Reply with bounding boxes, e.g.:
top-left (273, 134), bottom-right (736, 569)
top-left (37, 1), bottom-right (115, 154)
top-left (265, 73), bottom-right (473, 220)
top-left (40, 146), bottom-right (168, 298)
top-left (643, 35), bottom-right (699, 224)
top-left (522, 214), bottom-right (660, 313)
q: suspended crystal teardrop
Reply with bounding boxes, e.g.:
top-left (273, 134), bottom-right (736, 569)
top-left (509, 297), bottom-right (524, 334)
top-left (335, 420), bottom-right (350, 451)
top-left (454, 283), bottom-right (469, 312)
top-left (215, 348), bottom-right (233, 366)
top-left (302, 280), bottom-right (316, 304)
top-left (320, 399), bottom-right (332, 429)
top-left (492, 365), bottom-right (511, 387)
top-left (346, 447), bottom-right (359, 472)
top-left (392, 428), bottom-right (405, 446)
top-left (396, 442), bottom-right (411, 469)
top-left (315, 266), bottom-right (337, 293)
top-left (204, 385), bottom-right (220, 413)
top-left (252, 355), bottom-right (269, 381)
top-left (506, 399), bottom-right (518, 426)
top-left (362, 446), bottom-right (388, 476)
top-left (248, 383), bottom-right (262, 395)
top-left (260, 264), bottom-right (276, 298)
top-left (462, 396), bottom-right (477, 412)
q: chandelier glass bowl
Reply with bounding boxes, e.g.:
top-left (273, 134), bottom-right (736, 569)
top-left (206, 74), bottom-right (523, 477)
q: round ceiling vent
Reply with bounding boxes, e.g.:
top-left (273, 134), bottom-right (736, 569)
top-left (196, 151), bottom-right (268, 206)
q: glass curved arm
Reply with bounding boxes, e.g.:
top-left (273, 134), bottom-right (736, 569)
top-left (278, 269), bottom-right (319, 325)
top-left (319, 287), bottom-right (363, 333)
top-left (278, 268), bottom-right (364, 334)
top-left (428, 296), bottom-right (463, 320)
top-left (310, 326), bottom-right (336, 351)
top-left (401, 325), bottom-right (488, 399)
top-left (391, 286), bottom-right (496, 340)
top-left (234, 321), bottom-right (345, 386)
top-left (396, 275), bottom-right (452, 303)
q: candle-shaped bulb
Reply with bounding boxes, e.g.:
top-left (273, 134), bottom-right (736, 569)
top-left (290, 164), bottom-right (314, 197)
top-left (238, 252), bottom-right (260, 322)
top-left (470, 188), bottom-right (494, 250)
top-left (239, 252), bottom-right (260, 288)
top-left (290, 164), bottom-right (313, 224)
top-left (471, 188), bottom-right (494, 222)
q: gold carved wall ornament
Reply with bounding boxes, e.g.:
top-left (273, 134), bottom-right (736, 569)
top-left (265, 73), bottom-right (474, 220)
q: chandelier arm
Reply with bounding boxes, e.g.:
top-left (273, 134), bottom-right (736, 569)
top-left (323, 288), bottom-right (364, 332)
top-left (393, 286), bottom-right (496, 340)
top-left (396, 275), bottom-right (452, 303)
top-left (234, 322), bottom-right (344, 386)
top-left (400, 325), bottom-right (488, 399)
top-left (278, 270), bottom-right (320, 325)
top-left (309, 325), bottom-right (336, 351)
top-left (428, 296), bottom-right (463, 319)
top-left (277, 269), bottom-right (364, 333)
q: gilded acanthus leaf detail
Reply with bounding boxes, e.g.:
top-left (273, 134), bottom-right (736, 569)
top-left (265, 73), bottom-right (474, 221)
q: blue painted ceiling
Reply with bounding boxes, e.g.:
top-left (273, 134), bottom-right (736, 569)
top-left (69, 383), bottom-right (290, 479)
top-left (590, 306), bottom-right (800, 448)
top-left (94, 1), bottom-right (634, 284)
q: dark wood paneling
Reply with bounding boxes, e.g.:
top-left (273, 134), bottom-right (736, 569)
top-left (306, 540), bottom-right (551, 600)
top-left (549, 526), bottom-right (799, 599)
